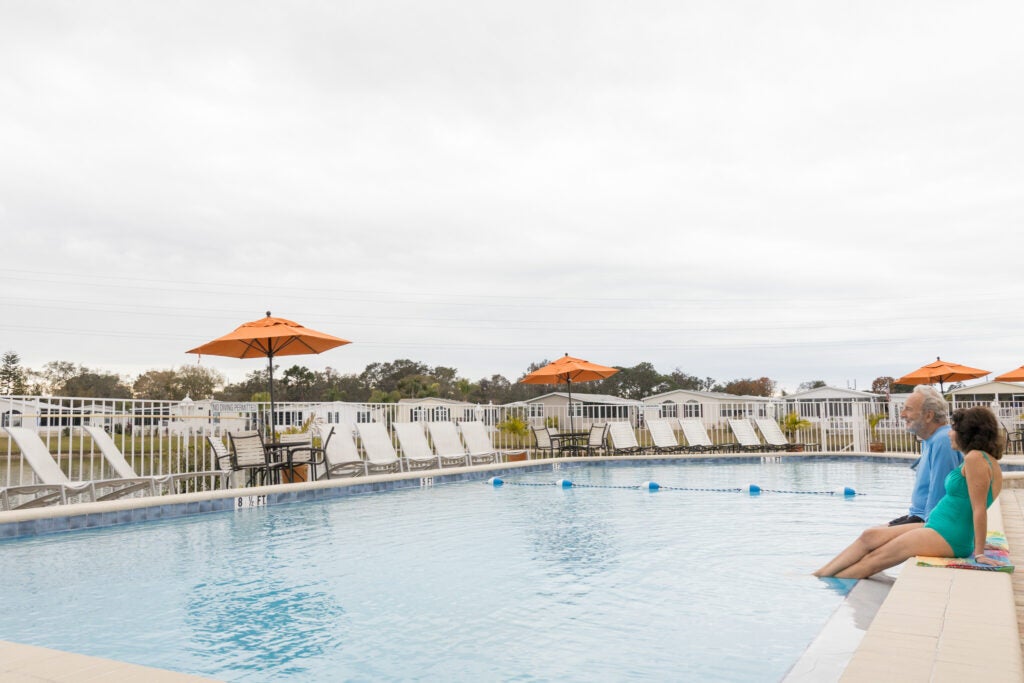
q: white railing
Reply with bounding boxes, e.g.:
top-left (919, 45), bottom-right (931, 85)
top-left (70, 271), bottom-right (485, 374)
top-left (3, 395), bottom-right (1020, 490)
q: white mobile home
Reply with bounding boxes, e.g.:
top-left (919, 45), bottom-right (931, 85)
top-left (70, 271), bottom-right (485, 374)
top-left (641, 389), bottom-right (776, 426)
top-left (524, 392), bottom-right (641, 428)
top-left (782, 386), bottom-right (885, 420)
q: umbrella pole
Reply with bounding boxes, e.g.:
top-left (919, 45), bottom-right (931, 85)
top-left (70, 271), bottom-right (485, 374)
top-left (267, 350), bottom-right (276, 442)
top-left (566, 377), bottom-right (573, 432)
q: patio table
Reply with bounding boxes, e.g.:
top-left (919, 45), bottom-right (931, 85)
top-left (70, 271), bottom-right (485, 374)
top-left (265, 441), bottom-right (313, 484)
top-left (557, 431), bottom-right (590, 457)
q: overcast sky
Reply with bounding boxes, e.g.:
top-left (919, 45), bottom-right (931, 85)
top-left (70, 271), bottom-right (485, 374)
top-left (2, 1), bottom-right (1023, 394)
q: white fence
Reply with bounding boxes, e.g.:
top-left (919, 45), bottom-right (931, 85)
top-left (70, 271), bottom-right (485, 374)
top-left (2, 395), bottom-right (1021, 489)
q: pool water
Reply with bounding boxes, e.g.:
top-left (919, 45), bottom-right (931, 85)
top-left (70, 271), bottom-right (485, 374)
top-left (0, 459), bottom-right (913, 682)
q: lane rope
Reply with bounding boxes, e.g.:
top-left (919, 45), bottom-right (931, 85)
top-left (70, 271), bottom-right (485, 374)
top-left (485, 477), bottom-right (858, 497)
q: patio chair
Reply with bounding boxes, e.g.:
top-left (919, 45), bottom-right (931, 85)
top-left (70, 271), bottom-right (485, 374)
top-left (1000, 423), bottom-right (1022, 456)
top-left (83, 426), bottom-right (228, 493)
top-left (394, 422), bottom-right (464, 468)
top-left (530, 425), bottom-right (559, 458)
top-left (266, 431), bottom-right (318, 483)
top-left (1, 427), bottom-right (153, 510)
top-left (606, 422), bottom-right (645, 455)
top-left (227, 430), bottom-right (273, 486)
top-left (583, 423), bottom-right (608, 457)
top-left (206, 435), bottom-right (238, 485)
top-left (645, 419), bottom-right (685, 453)
top-left (354, 422), bottom-right (403, 474)
top-left (728, 419), bottom-right (776, 452)
top-left (676, 419), bottom-right (725, 453)
top-left (428, 422), bottom-right (496, 465)
top-left (316, 425), bottom-right (367, 478)
top-left (754, 418), bottom-right (815, 452)
top-left (459, 421), bottom-right (527, 462)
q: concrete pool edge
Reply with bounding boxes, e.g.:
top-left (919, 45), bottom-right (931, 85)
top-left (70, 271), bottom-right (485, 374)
top-left (840, 475), bottom-right (1024, 682)
top-left (0, 639), bottom-right (223, 682)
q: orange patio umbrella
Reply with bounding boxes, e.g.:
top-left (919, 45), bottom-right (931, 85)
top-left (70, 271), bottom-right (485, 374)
top-left (187, 312), bottom-right (350, 438)
top-left (995, 365), bottom-right (1024, 383)
top-left (520, 353), bottom-right (619, 431)
top-left (895, 356), bottom-right (990, 393)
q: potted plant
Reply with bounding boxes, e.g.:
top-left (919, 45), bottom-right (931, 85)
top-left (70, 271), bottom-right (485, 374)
top-left (780, 411), bottom-right (812, 452)
top-left (867, 412), bottom-right (886, 453)
top-left (497, 413), bottom-right (530, 461)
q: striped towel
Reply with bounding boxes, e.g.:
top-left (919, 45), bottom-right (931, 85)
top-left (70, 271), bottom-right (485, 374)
top-left (916, 531), bottom-right (1014, 573)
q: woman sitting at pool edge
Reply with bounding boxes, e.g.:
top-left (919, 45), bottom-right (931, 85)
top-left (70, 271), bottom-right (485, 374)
top-left (814, 406), bottom-right (1003, 579)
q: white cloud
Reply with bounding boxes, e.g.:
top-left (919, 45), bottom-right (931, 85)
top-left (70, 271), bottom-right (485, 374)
top-left (2, 0), bottom-right (1023, 393)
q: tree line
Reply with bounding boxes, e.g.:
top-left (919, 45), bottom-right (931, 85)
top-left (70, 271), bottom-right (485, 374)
top-left (1, 349), bottom-right (916, 403)
top-left (0, 350), bottom-right (802, 403)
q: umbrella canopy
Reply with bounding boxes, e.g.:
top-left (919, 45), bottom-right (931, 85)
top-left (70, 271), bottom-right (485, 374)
top-left (995, 365), bottom-right (1024, 383)
top-left (895, 356), bottom-right (990, 393)
top-left (520, 354), bottom-right (619, 431)
top-left (187, 312), bottom-right (350, 438)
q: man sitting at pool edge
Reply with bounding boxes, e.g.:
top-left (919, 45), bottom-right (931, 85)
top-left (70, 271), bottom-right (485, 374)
top-left (887, 385), bottom-right (962, 526)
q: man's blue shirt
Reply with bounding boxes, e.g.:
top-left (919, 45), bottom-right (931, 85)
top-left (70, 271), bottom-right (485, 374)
top-left (908, 424), bottom-right (963, 519)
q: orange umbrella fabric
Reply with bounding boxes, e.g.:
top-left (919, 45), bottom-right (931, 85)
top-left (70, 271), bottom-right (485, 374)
top-left (995, 365), bottom-right (1024, 383)
top-left (521, 354), bottom-right (620, 386)
top-left (187, 312), bottom-right (350, 436)
top-left (187, 313), bottom-right (350, 359)
top-left (520, 354), bottom-right (619, 431)
top-left (895, 357), bottom-right (989, 393)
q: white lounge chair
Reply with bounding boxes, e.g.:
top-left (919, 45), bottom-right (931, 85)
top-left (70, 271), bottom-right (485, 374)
top-left (645, 419), bottom-right (685, 453)
top-left (728, 419), bottom-right (779, 452)
top-left (607, 422), bottom-right (644, 455)
top-left (677, 419), bottom-right (724, 453)
top-left (459, 421), bottom-right (527, 462)
top-left (355, 422), bottom-right (405, 474)
top-left (754, 418), bottom-right (811, 452)
top-left (394, 422), bottom-right (464, 468)
top-left (317, 424), bottom-right (367, 478)
top-left (2, 427), bottom-right (154, 510)
top-left (84, 426), bottom-right (228, 492)
top-left (428, 422), bottom-right (495, 465)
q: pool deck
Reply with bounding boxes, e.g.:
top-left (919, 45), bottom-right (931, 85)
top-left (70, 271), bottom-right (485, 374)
top-left (0, 639), bottom-right (220, 682)
top-left (840, 466), bottom-right (1024, 682)
top-left (3, 452), bottom-right (1024, 682)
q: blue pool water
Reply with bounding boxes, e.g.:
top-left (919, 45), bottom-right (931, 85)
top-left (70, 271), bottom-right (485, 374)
top-left (0, 458), bottom-right (913, 681)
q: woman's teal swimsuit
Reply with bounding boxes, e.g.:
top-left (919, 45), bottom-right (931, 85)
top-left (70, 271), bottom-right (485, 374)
top-left (924, 452), bottom-right (994, 557)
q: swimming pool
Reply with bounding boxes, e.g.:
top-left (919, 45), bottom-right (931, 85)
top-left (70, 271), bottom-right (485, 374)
top-left (0, 458), bottom-right (913, 681)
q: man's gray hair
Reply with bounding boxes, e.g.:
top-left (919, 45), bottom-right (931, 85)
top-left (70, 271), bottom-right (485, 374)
top-left (913, 385), bottom-right (949, 423)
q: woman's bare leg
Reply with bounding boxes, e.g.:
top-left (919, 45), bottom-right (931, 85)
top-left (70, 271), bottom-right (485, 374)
top-left (814, 524), bottom-right (921, 577)
top-left (833, 527), bottom-right (952, 579)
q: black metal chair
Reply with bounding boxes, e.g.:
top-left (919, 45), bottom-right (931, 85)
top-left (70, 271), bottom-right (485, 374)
top-left (1003, 425), bottom-right (1023, 455)
top-left (583, 423), bottom-right (608, 456)
top-left (227, 430), bottom-right (272, 487)
top-left (531, 425), bottom-right (559, 458)
top-left (267, 431), bottom-right (318, 483)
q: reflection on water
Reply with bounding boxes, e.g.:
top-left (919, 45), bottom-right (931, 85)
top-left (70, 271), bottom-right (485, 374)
top-left (186, 578), bottom-right (346, 677)
top-left (185, 505), bottom-right (348, 679)
top-left (526, 487), bottom-right (617, 585)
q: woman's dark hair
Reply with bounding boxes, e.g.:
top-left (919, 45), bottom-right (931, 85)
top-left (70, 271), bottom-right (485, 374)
top-left (950, 407), bottom-right (1004, 459)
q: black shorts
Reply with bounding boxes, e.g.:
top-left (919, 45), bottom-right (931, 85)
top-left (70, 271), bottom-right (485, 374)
top-left (888, 514), bottom-right (925, 526)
